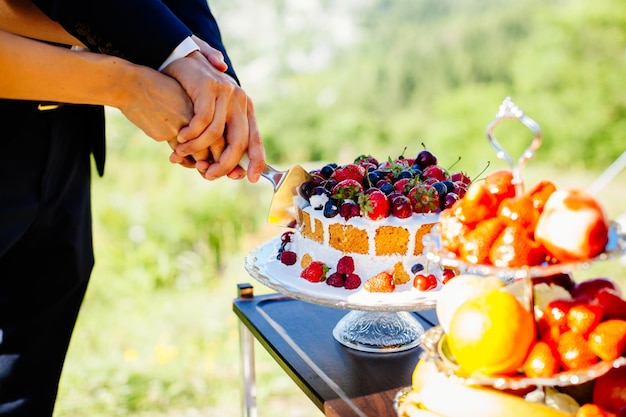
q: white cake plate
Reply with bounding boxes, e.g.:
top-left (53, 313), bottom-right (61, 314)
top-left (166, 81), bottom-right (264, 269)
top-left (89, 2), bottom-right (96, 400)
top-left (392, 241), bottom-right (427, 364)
top-left (245, 237), bottom-right (440, 353)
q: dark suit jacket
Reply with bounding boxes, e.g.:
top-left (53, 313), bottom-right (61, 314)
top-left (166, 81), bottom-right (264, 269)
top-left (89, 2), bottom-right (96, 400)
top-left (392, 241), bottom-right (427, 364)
top-left (31, 0), bottom-right (238, 81)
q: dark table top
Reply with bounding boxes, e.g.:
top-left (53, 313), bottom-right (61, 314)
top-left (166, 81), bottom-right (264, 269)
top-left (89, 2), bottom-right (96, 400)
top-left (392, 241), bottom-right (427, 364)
top-left (232, 285), bottom-right (439, 416)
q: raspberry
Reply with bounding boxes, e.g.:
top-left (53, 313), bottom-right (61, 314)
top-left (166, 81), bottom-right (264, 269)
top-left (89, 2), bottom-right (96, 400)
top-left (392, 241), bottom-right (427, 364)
top-left (336, 256), bottom-right (355, 275)
top-left (326, 272), bottom-right (345, 288)
top-left (344, 273), bottom-right (362, 290)
top-left (279, 250), bottom-right (297, 266)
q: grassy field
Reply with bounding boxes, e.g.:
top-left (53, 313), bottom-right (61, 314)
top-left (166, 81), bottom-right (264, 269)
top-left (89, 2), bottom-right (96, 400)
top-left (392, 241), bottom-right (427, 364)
top-left (52, 111), bottom-right (626, 417)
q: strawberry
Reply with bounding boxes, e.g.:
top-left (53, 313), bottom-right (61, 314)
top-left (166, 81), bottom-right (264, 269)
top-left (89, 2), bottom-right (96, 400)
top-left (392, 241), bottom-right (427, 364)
top-left (336, 256), bottom-right (355, 275)
top-left (438, 207), bottom-right (470, 254)
top-left (421, 165), bottom-right (449, 182)
top-left (488, 225), bottom-right (547, 268)
top-left (279, 250), bottom-right (297, 266)
top-left (344, 273), bottom-right (362, 290)
top-left (483, 169), bottom-right (517, 204)
top-left (588, 319), bottom-right (626, 361)
top-left (358, 189), bottom-right (389, 220)
top-left (363, 271), bottom-right (395, 293)
top-left (527, 180), bottom-right (557, 212)
top-left (326, 272), bottom-right (345, 288)
top-left (523, 341), bottom-right (559, 378)
top-left (566, 303), bottom-right (604, 336)
top-left (331, 163), bottom-right (366, 183)
top-left (354, 154), bottom-right (379, 166)
top-left (459, 217), bottom-right (506, 264)
top-left (393, 177), bottom-right (413, 194)
top-left (408, 183), bottom-right (440, 213)
top-left (300, 261), bottom-right (329, 283)
top-left (332, 179), bottom-right (364, 201)
top-left (556, 330), bottom-right (599, 370)
top-left (497, 195), bottom-right (540, 233)
top-left (452, 181), bottom-right (498, 224)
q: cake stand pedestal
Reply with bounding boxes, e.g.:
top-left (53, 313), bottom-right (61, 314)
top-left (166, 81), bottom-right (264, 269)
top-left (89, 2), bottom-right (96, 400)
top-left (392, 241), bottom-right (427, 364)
top-left (332, 310), bottom-right (425, 353)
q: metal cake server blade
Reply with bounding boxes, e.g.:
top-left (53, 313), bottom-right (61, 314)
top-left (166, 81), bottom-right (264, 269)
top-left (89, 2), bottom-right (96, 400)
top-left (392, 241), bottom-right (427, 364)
top-left (240, 153), bottom-right (311, 226)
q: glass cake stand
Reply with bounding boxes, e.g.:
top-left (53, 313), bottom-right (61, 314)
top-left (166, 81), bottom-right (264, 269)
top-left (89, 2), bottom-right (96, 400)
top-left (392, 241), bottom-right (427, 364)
top-left (244, 237), bottom-right (440, 353)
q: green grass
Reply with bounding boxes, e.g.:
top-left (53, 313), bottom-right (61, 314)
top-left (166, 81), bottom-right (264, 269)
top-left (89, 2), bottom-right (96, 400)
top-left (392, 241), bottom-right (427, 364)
top-left (53, 111), bottom-right (626, 417)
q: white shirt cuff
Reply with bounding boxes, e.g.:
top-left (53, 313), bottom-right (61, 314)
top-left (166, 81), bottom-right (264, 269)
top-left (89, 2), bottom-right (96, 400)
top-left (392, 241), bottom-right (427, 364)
top-left (158, 36), bottom-right (200, 71)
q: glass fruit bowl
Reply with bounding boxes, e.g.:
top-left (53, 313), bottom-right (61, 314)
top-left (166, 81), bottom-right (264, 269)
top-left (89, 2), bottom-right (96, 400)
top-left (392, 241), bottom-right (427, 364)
top-left (418, 326), bottom-right (626, 390)
top-left (424, 221), bottom-right (626, 282)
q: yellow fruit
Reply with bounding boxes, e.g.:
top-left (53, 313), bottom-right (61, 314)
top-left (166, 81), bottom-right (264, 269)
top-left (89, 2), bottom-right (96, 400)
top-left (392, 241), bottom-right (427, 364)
top-left (447, 289), bottom-right (536, 376)
top-left (435, 274), bottom-right (505, 334)
top-left (406, 357), bottom-right (573, 417)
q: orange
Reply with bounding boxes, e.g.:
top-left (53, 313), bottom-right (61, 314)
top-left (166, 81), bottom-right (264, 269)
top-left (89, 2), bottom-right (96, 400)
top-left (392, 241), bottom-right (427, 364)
top-left (523, 341), bottom-right (559, 378)
top-left (447, 289), bottom-right (536, 376)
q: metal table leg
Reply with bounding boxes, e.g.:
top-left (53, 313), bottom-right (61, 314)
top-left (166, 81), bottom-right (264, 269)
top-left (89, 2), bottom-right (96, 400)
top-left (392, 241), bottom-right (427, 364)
top-left (238, 284), bottom-right (257, 417)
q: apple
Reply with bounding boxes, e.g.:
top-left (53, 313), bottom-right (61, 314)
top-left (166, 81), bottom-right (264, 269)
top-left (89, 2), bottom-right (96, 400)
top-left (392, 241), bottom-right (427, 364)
top-left (533, 273), bottom-right (577, 293)
top-left (594, 287), bottom-right (626, 320)
top-left (593, 366), bottom-right (626, 413)
top-left (534, 189), bottom-right (610, 262)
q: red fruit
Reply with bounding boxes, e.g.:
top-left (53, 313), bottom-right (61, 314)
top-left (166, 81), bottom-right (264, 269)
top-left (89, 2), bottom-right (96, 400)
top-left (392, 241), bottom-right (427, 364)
top-left (453, 182), bottom-right (498, 224)
top-left (441, 268), bottom-right (457, 284)
top-left (332, 179), bottom-right (364, 201)
top-left (300, 261), bottom-right (329, 283)
top-left (422, 165), bottom-right (449, 182)
top-left (566, 303), bottom-right (604, 335)
top-left (543, 298), bottom-right (578, 332)
top-left (594, 288), bottom-right (626, 320)
top-left (497, 195), bottom-right (540, 232)
top-left (533, 273), bottom-right (577, 293)
top-left (336, 256), bottom-right (355, 275)
top-left (339, 201), bottom-right (360, 221)
top-left (527, 180), bottom-right (557, 213)
top-left (453, 181), bottom-right (468, 198)
top-left (556, 330), bottom-right (599, 370)
top-left (450, 171), bottom-right (471, 186)
top-left (331, 163), bottom-right (366, 183)
top-left (393, 178), bottom-right (412, 194)
top-left (523, 341), bottom-right (559, 378)
top-left (280, 231), bottom-right (294, 243)
top-left (572, 278), bottom-right (623, 301)
top-left (279, 250), bottom-right (298, 266)
top-left (326, 272), bottom-right (345, 288)
top-left (588, 319), bottom-right (626, 361)
top-left (438, 207), bottom-right (470, 254)
top-left (358, 189), bottom-right (390, 220)
top-left (483, 169), bottom-right (517, 204)
top-left (415, 149), bottom-right (437, 168)
top-left (354, 154), bottom-right (379, 166)
top-left (363, 271), bottom-right (395, 293)
top-left (390, 195), bottom-right (413, 219)
top-left (412, 273), bottom-right (437, 291)
top-left (488, 225), bottom-right (547, 268)
top-left (593, 366), bottom-right (626, 413)
top-left (458, 217), bottom-right (506, 264)
top-left (577, 404), bottom-right (617, 417)
top-left (408, 183), bottom-right (440, 213)
top-left (442, 192), bottom-right (460, 210)
top-left (344, 273), bottom-right (362, 290)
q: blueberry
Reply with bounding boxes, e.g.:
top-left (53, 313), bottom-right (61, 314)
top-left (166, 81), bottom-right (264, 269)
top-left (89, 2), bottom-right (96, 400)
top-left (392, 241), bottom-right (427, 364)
top-left (397, 169), bottom-right (415, 180)
top-left (432, 181), bottom-right (448, 199)
top-left (442, 180), bottom-right (455, 194)
top-left (323, 199), bottom-right (340, 218)
top-left (379, 182), bottom-right (395, 195)
top-left (411, 263), bottom-right (424, 274)
top-left (320, 164), bottom-right (336, 179)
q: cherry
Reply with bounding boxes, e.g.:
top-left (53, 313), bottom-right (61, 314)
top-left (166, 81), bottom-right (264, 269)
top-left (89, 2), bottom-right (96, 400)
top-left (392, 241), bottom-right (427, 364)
top-left (413, 273), bottom-right (437, 291)
top-left (571, 278), bottom-right (622, 301)
top-left (390, 195), bottom-right (413, 219)
top-left (415, 149), bottom-right (437, 169)
top-left (441, 268), bottom-right (456, 284)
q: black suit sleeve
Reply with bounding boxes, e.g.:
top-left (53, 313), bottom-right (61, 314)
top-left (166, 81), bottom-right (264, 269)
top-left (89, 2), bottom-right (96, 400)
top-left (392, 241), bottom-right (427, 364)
top-left (162, 0), bottom-right (239, 83)
top-left (31, 0), bottom-right (193, 70)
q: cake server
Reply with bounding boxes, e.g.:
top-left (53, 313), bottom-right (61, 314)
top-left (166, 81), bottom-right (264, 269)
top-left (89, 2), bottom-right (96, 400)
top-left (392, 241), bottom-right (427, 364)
top-left (240, 153), bottom-right (311, 226)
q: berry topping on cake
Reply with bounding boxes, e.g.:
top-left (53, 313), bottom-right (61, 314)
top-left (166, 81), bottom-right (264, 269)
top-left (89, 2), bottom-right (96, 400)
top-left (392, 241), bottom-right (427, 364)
top-left (336, 256), bottom-right (355, 275)
top-left (279, 250), bottom-right (297, 266)
top-left (358, 189), bottom-right (390, 220)
top-left (344, 273), bottom-right (362, 290)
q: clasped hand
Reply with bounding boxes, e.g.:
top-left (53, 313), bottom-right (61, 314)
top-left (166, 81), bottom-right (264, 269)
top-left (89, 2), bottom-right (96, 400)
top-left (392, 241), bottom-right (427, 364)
top-left (162, 37), bottom-right (264, 184)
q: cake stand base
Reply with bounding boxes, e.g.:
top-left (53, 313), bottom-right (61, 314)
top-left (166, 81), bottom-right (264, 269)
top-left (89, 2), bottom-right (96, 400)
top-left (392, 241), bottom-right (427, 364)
top-left (332, 310), bottom-right (425, 353)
